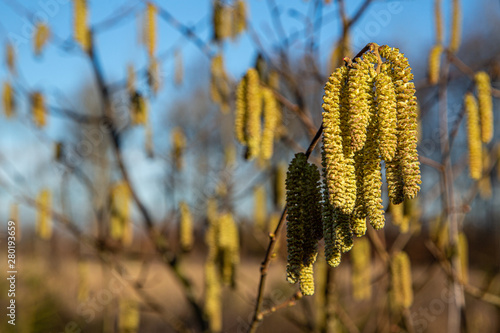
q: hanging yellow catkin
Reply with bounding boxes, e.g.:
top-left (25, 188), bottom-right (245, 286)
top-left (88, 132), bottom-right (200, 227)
top-left (479, 148), bottom-right (492, 199)
top-left (474, 71), bottom-right (493, 143)
top-left (376, 63), bottom-right (398, 162)
top-left (273, 162), bottom-right (287, 208)
top-left (31, 92), bottom-right (46, 127)
top-left (449, 0), bottom-right (461, 53)
top-left (232, 0), bottom-right (247, 38)
top-left (210, 54), bottom-right (230, 113)
top-left (391, 251), bottom-right (413, 309)
top-left (204, 261), bottom-right (222, 332)
top-left (130, 92), bottom-right (148, 125)
top-left (224, 144), bottom-right (236, 167)
top-left (465, 92), bottom-right (482, 180)
top-left (253, 185), bottom-right (267, 231)
top-left (174, 49), bottom-right (183, 86)
top-left (434, 0), bottom-right (443, 44)
top-left (351, 237), bottom-right (372, 301)
top-left (179, 202), bottom-right (193, 252)
top-left (34, 23), bottom-right (50, 56)
top-left (259, 87), bottom-right (279, 161)
top-left (2, 82), bottom-right (15, 118)
top-left (213, 1), bottom-right (231, 41)
top-left (118, 298), bottom-right (140, 333)
top-left (457, 232), bottom-right (468, 284)
top-left (110, 182), bottom-right (131, 242)
top-left (390, 201), bottom-right (406, 232)
top-left (171, 127), bottom-right (186, 170)
top-left (6, 42), bottom-right (15, 74)
top-left (145, 3), bottom-right (157, 57)
top-left (235, 68), bottom-right (262, 159)
top-left (77, 260), bottom-right (89, 302)
top-left (74, 0), bottom-right (90, 51)
top-left (218, 212), bottom-right (239, 285)
top-left (428, 44), bottom-right (443, 85)
top-left (36, 189), bottom-right (52, 240)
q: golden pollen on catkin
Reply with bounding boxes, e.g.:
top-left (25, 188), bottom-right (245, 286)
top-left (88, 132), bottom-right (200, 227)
top-left (286, 153), bottom-right (322, 288)
top-left (179, 202), bottom-right (193, 251)
top-left (449, 0), bottom-right (462, 53)
top-left (34, 23), bottom-right (50, 56)
top-left (145, 3), bottom-right (157, 57)
top-left (351, 237), bottom-right (372, 301)
top-left (428, 44), bottom-right (443, 85)
top-left (232, 0), bottom-right (247, 38)
top-left (213, 1), bottom-right (231, 41)
top-left (36, 189), bottom-right (52, 240)
top-left (31, 92), bottom-right (46, 127)
top-left (379, 46), bottom-right (421, 201)
top-left (391, 251), bottom-right (413, 309)
top-left (2, 82), bottom-right (15, 118)
top-left (74, 0), bottom-right (90, 51)
top-left (260, 87), bottom-right (279, 161)
top-left (474, 71), bottom-right (493, 143)
top-left (375, 64), bottom-right (398, 162)
top-left (465, 92), bottom-right (482, 180)
top-left (210, 54), bottom-right (230, 113)
top-left (118, 299), bottom-right (140, 333)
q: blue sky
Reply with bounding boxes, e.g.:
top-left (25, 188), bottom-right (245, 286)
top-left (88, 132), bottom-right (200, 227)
top-left (0, 0), bottom-right (496, 227)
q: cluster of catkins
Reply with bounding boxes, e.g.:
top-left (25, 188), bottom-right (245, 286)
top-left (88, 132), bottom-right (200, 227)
top-left (286, 44), bottom-right (421, 295)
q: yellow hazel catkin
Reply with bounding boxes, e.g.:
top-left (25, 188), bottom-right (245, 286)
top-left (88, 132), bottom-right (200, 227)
top-left (3, 82), bottom-right (15, 118)
top-left (465, 92), bottom-right (482, 180)
top-left (34, 23), bottom-right (50, 56)
top-left (449, 0), bottom-right (462, 53)
top-left (36, 189), bottom-right (52, 240)
top-left (74, 0), bottom-right (90, 51)
top-left (351, 237), bottom-right (372, 301)
top-left (391, 251), bottom-right (413, 309)
top-left (428, 44), bottom-right (443, 85)
top-left (179, 202), bottom-right (193, 251)
top-left (475, 71), bottom-right (493, 143)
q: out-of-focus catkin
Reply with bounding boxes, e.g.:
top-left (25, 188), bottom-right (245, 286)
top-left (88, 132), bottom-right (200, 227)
top-left (77, 260), bottom-right (89, 302)
top-left (232, 0), bottom-right (247, 38)
top-left (260, 87), bottom-right (280, 161)
top-left (204, 261), bottom-right (222, 332)
top-left (6, 43), bottom-right (15, 74)
top-left (465, 92), bottom-right (482, 180)
top-left (213, 1), bottom-right (231, 41)
top-left (210, 54), bottom-right (230, 113)
top-left (145, 3), bottom-right (156, 57)
top-left (36, 189), bottom-right (52, 240)
top-left (391, 251), bottom-right (413, 309)
top-left (127, 65), bottom-right (135, 95)
top-left (130, 92), bottom-right (148, 125)
top-left (74, 0), bottom-right (90, 51)
top-left (273, 162), bottom-right (287, 208)
top-left (171, 127), bottom-right (186, 170)
top-left (2, 82), bottom-right (15, 118)
top-left (253, 185), bottom-right (267, 231)
top-left (449, 0), bottom-right (461, 53)
top-left (475, 71), bottom-right (493, 143)
top-left (179, 202), bottom-right (193, 252)
top-left (147, 57), bottom-right (160, 95)
top-left (428, 44), bottom-right (443, 85)
top-left (351, 237), bottom-right (372, 301)
top-left (218, 212), bottom-right (239, 286)
top-left (174, 49), bottom-right (183, 86)
top-left (458, 232), bottom-right (468, 283)
top-left (31, 92), bottom-right (46, 127)
top-left (34, 24), bottom-right (50, 56)
top-left (118, 298), bottom-right (140, 333)
top-left (110, 182), bottom-right (131, 243)
top-left (434, 0), bottom-right (443, 44)
top-left (10, 203), bottom-right (20, 241)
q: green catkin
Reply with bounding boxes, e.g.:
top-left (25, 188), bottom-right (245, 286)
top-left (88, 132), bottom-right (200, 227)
top-left (465, 92), bottom-right (482, 180)
top-left (2, 82), bottom-right (15, 118)
top-left (379, 46), bottom-right (421, 201)
top-left (118, 298), bottom-right (140, 333)
top-left (322, 66), bottom-right (349, 212)
top-left (179, 202), bottom-right (193, 252)
top-left (475, 71), bottom-right (493, 143)
top-left (286, 153), bottom-right (322, 288)
top-left (376, 63), bottom-right (398, 162)
top-left (428, 44), bottom-right (443, 85)
top-left (260, 87), bottom-right (280, 161)
top-left (351, 237), bottom-right (372, 301)
top-left (322, 183), bottom-right (341, 267)
top-left (391, 251), bottom-right (413, 309)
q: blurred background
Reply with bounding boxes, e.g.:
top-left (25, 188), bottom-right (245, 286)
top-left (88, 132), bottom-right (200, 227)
top-left (0, 0), bottom-right (499, 332)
